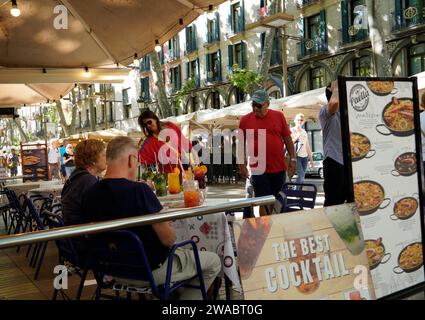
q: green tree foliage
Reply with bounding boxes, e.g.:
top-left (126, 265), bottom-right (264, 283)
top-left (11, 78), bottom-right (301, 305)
top-left (228, 64), bottom-right (264, 95)
top-left (175, 78), bottom-right (197, 111)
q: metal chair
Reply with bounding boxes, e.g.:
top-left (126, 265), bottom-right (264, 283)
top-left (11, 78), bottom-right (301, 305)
top-left (88, 230), bottom-right (207, 300)
top-left (43, 209), bottom-right (89, 300)
top-left (281, 182), bottom-right (317, 212)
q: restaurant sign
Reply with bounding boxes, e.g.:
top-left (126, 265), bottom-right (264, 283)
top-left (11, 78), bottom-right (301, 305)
top-left (339, 76), bottom-right (425, 299)
top-left (234, 204), bottom-right (375, 300)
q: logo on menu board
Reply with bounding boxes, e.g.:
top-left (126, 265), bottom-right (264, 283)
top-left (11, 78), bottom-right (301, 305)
top-left (350, 84), bottom-right (369, 112)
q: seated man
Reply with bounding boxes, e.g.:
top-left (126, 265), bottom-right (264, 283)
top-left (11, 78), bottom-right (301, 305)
top-left (82, 136), bottom-right (221, 300)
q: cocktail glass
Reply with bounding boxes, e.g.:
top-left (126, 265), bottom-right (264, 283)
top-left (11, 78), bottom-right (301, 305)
top-left (284, 224), bottom-right (320, 294)
top-left (154, 173), bottom-right (167, 197)
top-left (325, 204), bottom-right (364, 256)
top-left (167, 172), bottom-right (180, 194)
top-left (237, 217), bottom-right (273, 280)
top-left (183, 180), bottom-right (202, 207)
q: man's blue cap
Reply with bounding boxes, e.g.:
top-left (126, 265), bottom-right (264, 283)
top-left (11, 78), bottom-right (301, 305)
top-left (252, 89), bottom-right (270, 104)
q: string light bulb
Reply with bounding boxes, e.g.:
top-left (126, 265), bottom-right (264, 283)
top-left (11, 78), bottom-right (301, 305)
top-left (83, 66), bottom-right (91, 77)
top-left (133, 53), bottom-right (140, 67)
top-left (154, 40), bottom-right (161, 53)
top-left (207, 5), bottom-right (215, 20)
top-left (10, 0), bottom-right (20, 17)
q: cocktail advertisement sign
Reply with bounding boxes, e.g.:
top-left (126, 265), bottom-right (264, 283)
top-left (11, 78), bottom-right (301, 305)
top-left (339, 76), bottom-right (425, 299)
top-left (233, 204), bottom-right (376, 300)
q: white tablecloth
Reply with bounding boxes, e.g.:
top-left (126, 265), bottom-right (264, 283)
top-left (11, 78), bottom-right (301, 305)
top-left (171, 198), bottom-right (241, 291)
top-left (28, 184), bottom-right (64, 199)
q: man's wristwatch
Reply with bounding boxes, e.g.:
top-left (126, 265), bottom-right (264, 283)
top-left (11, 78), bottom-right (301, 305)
top-left (290, 158), bottom-right (297, 162)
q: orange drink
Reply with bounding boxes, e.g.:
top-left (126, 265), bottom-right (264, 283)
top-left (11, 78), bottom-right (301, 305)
top-left (183, 180), bottom-right (201, 207)
top-left (184, 190), bottom-right (201, 207)
top-left (167, 173), bottom-right (180, 194)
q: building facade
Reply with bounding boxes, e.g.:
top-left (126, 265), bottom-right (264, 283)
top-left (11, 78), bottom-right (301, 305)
top-left (58, 0), bottom-right (425, 151)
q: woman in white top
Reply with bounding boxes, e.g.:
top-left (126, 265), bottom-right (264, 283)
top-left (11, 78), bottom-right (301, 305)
top-left (290, 113), bottom-right (314, 185)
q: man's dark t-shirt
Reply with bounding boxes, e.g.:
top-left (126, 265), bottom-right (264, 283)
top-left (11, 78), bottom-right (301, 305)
top-left (82, 178), bottom-right (168, 269)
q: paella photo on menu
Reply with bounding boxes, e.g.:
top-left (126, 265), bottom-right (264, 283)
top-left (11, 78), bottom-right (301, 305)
top-left (340, 76), bottom-right (425, 299)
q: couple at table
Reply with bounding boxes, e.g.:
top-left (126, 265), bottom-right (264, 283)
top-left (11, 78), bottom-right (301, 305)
top-left (61, 136), bottom-right (220, 300)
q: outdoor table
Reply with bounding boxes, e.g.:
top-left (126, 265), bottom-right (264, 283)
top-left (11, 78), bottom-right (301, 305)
top-left (0, 175), bottom-right (32, 183)
top-left (160, 196), bottom-right (241, 300)
top-left (4, 181), bottom-right (58, 195)
top-left (28, 184), bottom-right (64, 199)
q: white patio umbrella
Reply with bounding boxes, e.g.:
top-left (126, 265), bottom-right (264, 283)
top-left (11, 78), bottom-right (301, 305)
top-left (195, 87), bottom-right (327, 128)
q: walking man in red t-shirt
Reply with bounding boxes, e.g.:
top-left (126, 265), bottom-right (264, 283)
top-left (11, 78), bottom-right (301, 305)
top-left (239, 90), bottom-right (296, 216)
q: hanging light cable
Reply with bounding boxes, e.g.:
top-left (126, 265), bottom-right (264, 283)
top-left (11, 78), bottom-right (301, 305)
top-left (10, 0), bottom-right (20, 17)
top-left (154, 40), bottom-right (161, 53)
top-left (83, 66), bottom-right (91, 77)
top-left (207, 4), bottom-right (215, 20)
top-left (133, 53), bottom-right (140, 67)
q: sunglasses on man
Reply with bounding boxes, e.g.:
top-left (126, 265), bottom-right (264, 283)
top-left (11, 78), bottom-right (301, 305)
top-left (252, 102), bottom-right (263, 109)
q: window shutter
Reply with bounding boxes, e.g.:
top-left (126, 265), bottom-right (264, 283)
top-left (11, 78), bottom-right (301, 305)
top-left (217, 49), bottom-right (222, 81)
top-left (240, 0), bottom-right (245, 32)
top-left (395, 0), bottom-right (403, 28)
top-left (228, 45), bottom-right (234, 70)
top-left (229, 5), bottom-right (233, 34)
top-left (176, 36), bottom-right (180, 59)
top-left (185, 27), bottom-right (190, 53)
top-left (320, 10), bottom-right (327, 51)
top-left (215, 12), bottom-right (220, 41)
top-left (177, 65), bottom-right (182, 90)
top-left (410, 0), bottom-right (421, 25)
top-left (260, 32), bottom-right (266, 54)
top-left (206, 19), bottom-right (210, 43)
top-left (145, 78), bottom-right (150, 100)
top-left (185, 62), bottom-right (190, 80)
top-left (196, 58), bottom-right (200, 87)
top-left (300, 16), bottom-right (306, 56)
top-left (271, 33), bottom-right (279, 65)
top-left (241, 42), bottom-right (247, 69)
top-left (341, 0), bottom-right (349, 44)
top-left (206, 54), bottom-right (211, 81)
top-left (192, 24), bottom-right (197, 50)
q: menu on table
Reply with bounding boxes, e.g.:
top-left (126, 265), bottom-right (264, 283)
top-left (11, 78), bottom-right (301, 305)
top-left (233, 204), bottom-right (376, 300)
top-left (339, 76), bottom-right (425, 298)
top-left (21, 143), bottom-right (49, 182)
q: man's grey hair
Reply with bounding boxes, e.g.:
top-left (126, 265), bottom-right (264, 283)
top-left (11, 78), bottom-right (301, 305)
top-left (106, 136), bottom-right (137, 161)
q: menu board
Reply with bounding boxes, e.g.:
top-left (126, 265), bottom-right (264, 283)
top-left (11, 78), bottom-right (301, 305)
top-left (339, 77), bottom-right (425, 299)
top-left (21, 143), bottom-right (49, 182)
top-left (233, 204), bottom-right (376, 300)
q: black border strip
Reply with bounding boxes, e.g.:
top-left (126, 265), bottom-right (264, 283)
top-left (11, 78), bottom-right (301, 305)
top-left (338, 75), bottom-right (425, 300)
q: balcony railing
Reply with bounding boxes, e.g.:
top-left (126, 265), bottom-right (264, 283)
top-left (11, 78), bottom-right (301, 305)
top-left (298, 37), bottom-right (328, 60)
top-left (392, 6), bottom-right (425, 32)
top-left (296, 0), bottom-right (320, 9)
top-left (341, 26), bottom-right (369, 45)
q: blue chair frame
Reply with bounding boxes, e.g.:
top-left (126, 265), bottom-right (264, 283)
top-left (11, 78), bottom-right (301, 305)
top-left (43, 209), bottom-right (89, 300)
top-left (282, 182), bottom-right (317, 212)
top-left (88, 230), bottom-right (207, 300)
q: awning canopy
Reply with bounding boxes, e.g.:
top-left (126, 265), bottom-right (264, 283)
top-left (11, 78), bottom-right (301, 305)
top-left (0, 67), bottom-right (130, 107)
top-left (68, 128), bottom-right (128, 141)
top-left (0, 0), bottom-right (227, 68)
top-left (0, 83), bottom-right (74, 106)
